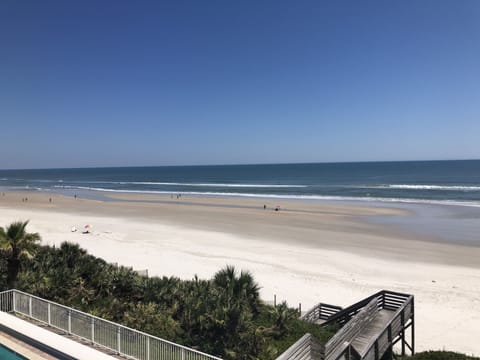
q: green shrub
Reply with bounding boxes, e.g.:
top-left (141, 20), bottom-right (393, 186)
top-left (402, 351), bottom-right (480, 360)
top-left (9, 240), bottom-right (335, 359)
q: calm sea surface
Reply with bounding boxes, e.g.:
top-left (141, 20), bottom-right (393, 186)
top-left (1, 160), bottom-right (480, 206)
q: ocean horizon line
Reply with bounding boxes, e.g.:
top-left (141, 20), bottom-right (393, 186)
top-left (1, 158), bottom-right (480, 172)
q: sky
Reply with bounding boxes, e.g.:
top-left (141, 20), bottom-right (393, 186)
top-left (0, 1), bottom-right (479, 169)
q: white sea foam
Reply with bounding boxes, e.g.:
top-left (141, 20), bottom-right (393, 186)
top-left (19, 179), bottom-right (64, 183)
top-left (375, 184), bottom-right (480, 191)
top-left (61, 181), bottom-right (307, 188)
top-left (118, 181), bottom-right (306, 188)
top-left (55, 186), bottom-right (480, 208)
top-left (0, 186), bottom-right (44, 191)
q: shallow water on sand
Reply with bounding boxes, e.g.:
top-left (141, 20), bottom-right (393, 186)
top-left (367, 202), bottom-right (480, 246)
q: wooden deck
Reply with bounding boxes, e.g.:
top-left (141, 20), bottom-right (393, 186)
top-left (351, 309), bottom-right (396, 355)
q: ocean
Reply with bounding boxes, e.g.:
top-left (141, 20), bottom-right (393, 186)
top-left (1, 160), bottom-right (480, 207)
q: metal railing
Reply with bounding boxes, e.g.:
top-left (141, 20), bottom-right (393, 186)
top-left (0, 289), bottom-right (222, 360)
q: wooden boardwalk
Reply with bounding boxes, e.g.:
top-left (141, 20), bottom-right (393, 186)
top-left (350, 309), bottom-right (396, 356)
top-left (282, 290), bottom-right (415, 360)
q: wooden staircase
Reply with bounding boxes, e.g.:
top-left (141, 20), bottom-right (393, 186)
top-left (277, 290), bottom-right (414, 360)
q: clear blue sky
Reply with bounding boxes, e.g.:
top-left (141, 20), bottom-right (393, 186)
top-left (1, 1), bottom-right (479, 169)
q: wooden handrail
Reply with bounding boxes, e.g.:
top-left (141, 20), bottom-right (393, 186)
top-left (302, 302), bottom-right (343, 323)
top-left (324, 298), bottom-right (379, 359)
top-left (275, 333), bottom-right (324, 360)
top-left (321, 290), bottom-right (410, 327)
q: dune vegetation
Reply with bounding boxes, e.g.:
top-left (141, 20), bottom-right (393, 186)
top-left (401, 351), bottom-right (480, 360)
top-left (0, 220), bottom-right (334, 359)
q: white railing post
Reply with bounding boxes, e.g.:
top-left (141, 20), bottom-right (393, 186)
top-left (147, 337), bottom-right (150, 360)
top-left (68, 310), bottom-right (72, 334)
top-left (47, 303), bottom-right (51, 325)
top-left (29, 296), bottom-right (32, 317)
top-left (182, 348), bottom-right (185, 360)
top-left (117, 326), bottom-right (121, 354)
top-left (12, 291), bottom-right (16, 313)
top-left (91, 318), bottom-right (95, 343)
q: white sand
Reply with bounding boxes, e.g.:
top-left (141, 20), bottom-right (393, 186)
top-left (0, 194), bottom-right (479, 356)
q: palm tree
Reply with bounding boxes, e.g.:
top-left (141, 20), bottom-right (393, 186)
top-left (267, 301), bottom-right (298, 337)
top-left (0, 220), bottom-right (41, 289)
top-left (211, 265), bottom-right (263, 357)
top-left (213, 265), bottom-right (261, 313)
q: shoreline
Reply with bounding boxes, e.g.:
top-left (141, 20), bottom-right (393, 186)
top-left (1, 190), bottom-right (479, 264)
top-left (0, 190), bottom-right (480, 355)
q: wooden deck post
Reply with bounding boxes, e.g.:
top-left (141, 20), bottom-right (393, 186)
top-left (387, 325), bottom-right (393, 360)
top-left (411, 298), bottom-right (415, 355)
top-left (401, 310), bottom-right (405, 356)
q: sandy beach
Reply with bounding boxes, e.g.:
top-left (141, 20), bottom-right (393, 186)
top-left (0, 191), bottom-right (479, 356)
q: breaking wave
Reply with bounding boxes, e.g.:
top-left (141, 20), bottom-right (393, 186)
top-left (368, 184), bottom-right (480, 191)
top-left (53, 185), bottom-right (480, 208)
